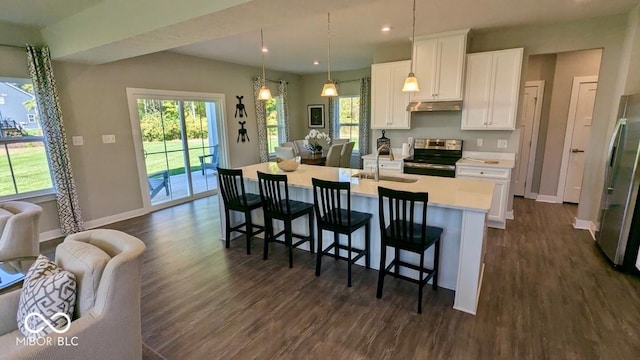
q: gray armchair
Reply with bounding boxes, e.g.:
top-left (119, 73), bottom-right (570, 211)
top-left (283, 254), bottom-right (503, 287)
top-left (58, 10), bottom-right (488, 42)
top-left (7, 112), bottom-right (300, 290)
top-left (0, 229), bottom-right (146, 360)
top-left (0, 201), bottom-right (42, 262)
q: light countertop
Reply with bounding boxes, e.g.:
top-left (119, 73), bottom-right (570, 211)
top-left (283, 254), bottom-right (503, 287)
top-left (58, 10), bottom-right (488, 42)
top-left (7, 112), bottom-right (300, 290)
top-left (238, 163), bottom-right (494, 213)
top-left (458, 151), bottom-right (516, 169)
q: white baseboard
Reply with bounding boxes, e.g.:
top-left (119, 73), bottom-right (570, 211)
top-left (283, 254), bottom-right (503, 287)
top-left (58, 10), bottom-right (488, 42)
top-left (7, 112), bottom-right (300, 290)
top-left (506, 210), bottom-right (514, 220)
top-left (536, 195), bottom-right (559, 203)
top-left (573, 218), bottom-right (597, 240)
top-left (39, 207), bottom-right (147, 243)
top-left (525, 192), bottom-right (538, 200)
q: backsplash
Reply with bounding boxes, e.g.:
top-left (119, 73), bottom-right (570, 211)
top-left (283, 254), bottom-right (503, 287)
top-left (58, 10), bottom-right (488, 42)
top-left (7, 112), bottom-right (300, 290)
top-left (368, 111), bottom-right (521, 154)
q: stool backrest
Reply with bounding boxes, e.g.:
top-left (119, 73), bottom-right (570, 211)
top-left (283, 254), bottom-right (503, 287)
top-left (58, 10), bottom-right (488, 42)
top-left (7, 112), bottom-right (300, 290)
top-left (257, 171), bottom-right (290, 215)
top-left (378, 186), bottom-right (429, 245)
top-left (217, 167), bottom-right (248, 207)
top-left (312, 178), bottom-right (351, 227)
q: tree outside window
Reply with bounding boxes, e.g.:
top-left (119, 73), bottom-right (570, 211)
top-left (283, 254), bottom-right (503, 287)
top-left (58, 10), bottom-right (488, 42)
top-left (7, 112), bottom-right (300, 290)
top-left (265, 96), bottom-right (284, 155)
top-left (337, 96), bottom-right (360, 151)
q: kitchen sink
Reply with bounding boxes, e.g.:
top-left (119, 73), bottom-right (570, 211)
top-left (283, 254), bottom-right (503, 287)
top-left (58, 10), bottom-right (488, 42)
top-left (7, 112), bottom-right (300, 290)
top-left (352, 172), bottom-right (418, 183)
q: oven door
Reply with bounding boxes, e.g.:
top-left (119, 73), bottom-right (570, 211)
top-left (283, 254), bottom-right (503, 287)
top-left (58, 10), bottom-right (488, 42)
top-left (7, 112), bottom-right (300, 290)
top-left (403, 163), bottom-right (456, 177)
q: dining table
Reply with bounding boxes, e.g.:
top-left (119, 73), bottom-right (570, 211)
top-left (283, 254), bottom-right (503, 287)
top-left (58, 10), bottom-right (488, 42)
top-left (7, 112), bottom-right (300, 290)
top-left (298, 151), bottom-right (327, 166)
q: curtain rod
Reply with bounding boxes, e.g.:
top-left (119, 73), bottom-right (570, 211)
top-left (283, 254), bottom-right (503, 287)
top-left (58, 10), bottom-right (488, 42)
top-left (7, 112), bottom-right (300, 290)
top-left (335, 78), bottom-right (362, 83)
top-left (0, 44), bottom-right (27, 50)
top-left (265, 78), bottom-right (289, 84)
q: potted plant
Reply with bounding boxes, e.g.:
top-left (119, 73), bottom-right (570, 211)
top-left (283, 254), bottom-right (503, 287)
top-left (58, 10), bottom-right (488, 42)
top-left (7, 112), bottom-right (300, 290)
top-left (303, 130), bottom-right (331, 154)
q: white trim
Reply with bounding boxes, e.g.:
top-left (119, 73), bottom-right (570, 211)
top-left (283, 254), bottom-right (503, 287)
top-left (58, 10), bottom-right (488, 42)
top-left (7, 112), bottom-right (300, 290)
top-left (536, 194), bottom-right (559, 203)
top-left (557, 76), bottom-right (598, 203)
top-left (125, 88), bottom-right (229, 214)
top-left (525, 192), bottom-right (538, 200)
top-left (524, 81), bottom-right (545, 199)
top-left (39, 229), bottom-right (64, 243)
top-left (0, 190), bottom-right (56, 204)
top-left (573, 218), bottom-right (597, 240)
top-left (506, 210), bottom-right (514, 220)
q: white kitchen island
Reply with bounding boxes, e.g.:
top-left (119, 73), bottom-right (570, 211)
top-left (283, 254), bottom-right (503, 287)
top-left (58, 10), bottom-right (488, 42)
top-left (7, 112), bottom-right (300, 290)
top-left (219, 163), bottom-right (494, 315)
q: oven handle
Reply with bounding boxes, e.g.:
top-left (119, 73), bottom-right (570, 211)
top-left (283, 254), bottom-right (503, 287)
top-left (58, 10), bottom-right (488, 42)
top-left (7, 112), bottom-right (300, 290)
top-left (404, 163), bottom-right (456, 171)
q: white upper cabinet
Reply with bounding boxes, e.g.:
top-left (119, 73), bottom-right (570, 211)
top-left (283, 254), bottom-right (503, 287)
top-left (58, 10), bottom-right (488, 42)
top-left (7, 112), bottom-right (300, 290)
top-left (461, 48), bottom-right (524, 130)
top-left (371, 60), bottom-right (411, 129)
top-left (410, 30), bottom-right (469, 102)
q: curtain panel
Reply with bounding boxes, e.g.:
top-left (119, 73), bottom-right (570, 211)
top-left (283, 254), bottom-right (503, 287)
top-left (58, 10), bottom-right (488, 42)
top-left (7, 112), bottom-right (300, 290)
top-left (26, 46), bottom-right (85, 234)
top-left (252, 77), bottom-right (269, 163)
top-left (277, 80), bottom-right (290, 142)
top-left (359, 77), bottom-right (371, 156)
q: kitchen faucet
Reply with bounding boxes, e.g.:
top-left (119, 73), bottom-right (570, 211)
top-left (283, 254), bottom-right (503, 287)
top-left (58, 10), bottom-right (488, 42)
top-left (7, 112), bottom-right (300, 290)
top-left (375, 144), bottom-right (394, 181)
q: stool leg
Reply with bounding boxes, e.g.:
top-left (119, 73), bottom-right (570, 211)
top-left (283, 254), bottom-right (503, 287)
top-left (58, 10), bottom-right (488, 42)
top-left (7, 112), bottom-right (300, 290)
top-left (315, 226), bottom-right (323, 276)
top-left (263, 217), bottom-right (271, 260)
top-left (225, 208), bottom-right (231, 249)
top-left (394, 248), bottom-right (400, 278)
top-left (376, 243), bottom-right (387, 299)
top-left (433, 238), bottom-right (440, 291)
top-left (365, 222), bottom-right (371, 269)
top-left (418, 251), bottom-right (425, 314)
top-left (245, 210), bottom-right (253, 255)
top-left (347, 233), bottom-right (352, 287)
top-left (285, 220), bottom-right (293, 268)
top-left (333, 232), bottom-right (339, 260)
top-left (308, 211), bottom-right (315, 254)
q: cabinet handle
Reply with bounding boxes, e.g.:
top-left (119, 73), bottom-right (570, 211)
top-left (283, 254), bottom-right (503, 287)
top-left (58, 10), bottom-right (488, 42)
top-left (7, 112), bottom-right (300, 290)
top-left (480, 171), bottom-right (484, 174)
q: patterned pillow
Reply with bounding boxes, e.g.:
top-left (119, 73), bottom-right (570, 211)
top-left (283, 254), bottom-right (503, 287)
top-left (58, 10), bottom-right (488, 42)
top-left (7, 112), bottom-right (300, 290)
top-left (17, 255), bottom-right (77, 339)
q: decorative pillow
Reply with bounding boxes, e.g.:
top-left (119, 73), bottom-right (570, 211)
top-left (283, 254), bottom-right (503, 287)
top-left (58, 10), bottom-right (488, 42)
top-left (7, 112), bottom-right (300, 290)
top-left (17, 255), bottom-right (77, 339)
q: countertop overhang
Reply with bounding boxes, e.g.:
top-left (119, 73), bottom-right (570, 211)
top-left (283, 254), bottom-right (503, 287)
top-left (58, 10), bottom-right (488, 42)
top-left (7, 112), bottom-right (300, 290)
top-left (238, 163), bottom-right (494, 213)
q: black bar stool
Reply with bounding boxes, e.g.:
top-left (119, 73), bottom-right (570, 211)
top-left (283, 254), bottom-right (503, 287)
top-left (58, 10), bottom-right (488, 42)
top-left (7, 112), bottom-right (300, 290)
top-left (312, 178), bottom-right (371, 287)
top-left (376, 186), bottom-right (443, 313)
top-left (217, 167), bottom-right (265, 254)
top-left (257, 171), bottom-right (315, 268)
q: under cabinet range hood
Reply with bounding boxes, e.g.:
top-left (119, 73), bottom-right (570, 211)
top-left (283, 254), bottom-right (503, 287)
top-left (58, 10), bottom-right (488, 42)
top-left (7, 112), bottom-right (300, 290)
top-left (406, 100), bottom-right (462, 112)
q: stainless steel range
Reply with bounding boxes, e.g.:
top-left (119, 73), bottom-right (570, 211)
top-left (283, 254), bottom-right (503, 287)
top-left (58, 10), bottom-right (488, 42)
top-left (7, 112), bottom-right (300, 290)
top-left (403, 139), bottom-right (463, 177)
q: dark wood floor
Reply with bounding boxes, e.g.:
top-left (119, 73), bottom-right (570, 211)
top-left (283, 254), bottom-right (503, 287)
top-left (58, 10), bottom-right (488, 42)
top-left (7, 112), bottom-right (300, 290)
top-left (71, 196), bottom-right (640, 359)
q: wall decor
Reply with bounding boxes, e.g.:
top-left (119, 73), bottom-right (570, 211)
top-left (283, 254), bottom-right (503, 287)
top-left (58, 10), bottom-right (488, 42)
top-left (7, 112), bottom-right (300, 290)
top-left (237, 121), bottom-right (250, 142)
top-left (235, 95), bottom-right (248, 118)
top-left (308, 104), bottom-right (325, 128)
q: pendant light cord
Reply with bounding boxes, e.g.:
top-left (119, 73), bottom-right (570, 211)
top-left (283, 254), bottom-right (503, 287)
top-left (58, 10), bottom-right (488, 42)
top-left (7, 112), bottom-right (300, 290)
top-left (261, 28), bottom-right (266, 86)
top-left (327, 12), bottom-right (332, 81)
top-left (410, 0), bottom-right (416, 73)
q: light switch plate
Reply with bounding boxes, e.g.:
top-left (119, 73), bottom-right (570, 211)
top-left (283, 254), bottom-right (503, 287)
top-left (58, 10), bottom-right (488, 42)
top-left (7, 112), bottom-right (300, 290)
top-left (497, 139), bottom-right (508, 148)
top-left (477, 138), bottom-right (483, 147)
top-left (102, 134), bottom-right (116, 144)
top-left (72, 136), bottom-right (84, 146)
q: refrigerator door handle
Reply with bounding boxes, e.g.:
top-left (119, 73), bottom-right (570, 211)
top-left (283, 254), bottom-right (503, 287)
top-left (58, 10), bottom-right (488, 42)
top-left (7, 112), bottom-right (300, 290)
top-left (605, 118), bottom-right (626, 188)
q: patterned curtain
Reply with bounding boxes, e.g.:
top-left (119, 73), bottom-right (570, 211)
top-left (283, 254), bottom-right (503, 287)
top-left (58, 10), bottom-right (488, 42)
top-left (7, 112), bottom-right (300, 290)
top-left (26, 46), bottom-right (85, 234)
top-left (252, 76), bottom-right (268, 162)
top-left (359, 77), bottom-right (371, 156)
top-left (277, 80), bottom-right (290, 142)
top-left (328, 95), bottom-right (340, 141)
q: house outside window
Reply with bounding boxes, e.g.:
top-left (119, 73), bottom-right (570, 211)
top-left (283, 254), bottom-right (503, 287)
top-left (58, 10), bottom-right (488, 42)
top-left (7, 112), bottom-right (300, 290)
top-left (337, 96), bottom-right (360, 151)
top-left (265, 95), bottom-right (285, 155)
top-left (0, 79), bottom-right (54, 199)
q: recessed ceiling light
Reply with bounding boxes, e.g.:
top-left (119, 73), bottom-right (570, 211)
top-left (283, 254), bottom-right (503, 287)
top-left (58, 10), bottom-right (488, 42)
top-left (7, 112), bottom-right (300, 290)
top-left (262, 47), bottom-right (268, 53)
top-left (313, 60), bottom-right (320, 65)
top-left (381, 26), bottom-right (392, 32)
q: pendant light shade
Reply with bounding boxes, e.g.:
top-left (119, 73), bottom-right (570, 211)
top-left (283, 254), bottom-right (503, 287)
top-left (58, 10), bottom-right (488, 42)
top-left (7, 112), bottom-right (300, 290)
top-left (258, 28), bottom-right (272, 101)
top-left (402, 0), bottom-right (420, 92)
top-left (321, 12), bottom-right (338, 97)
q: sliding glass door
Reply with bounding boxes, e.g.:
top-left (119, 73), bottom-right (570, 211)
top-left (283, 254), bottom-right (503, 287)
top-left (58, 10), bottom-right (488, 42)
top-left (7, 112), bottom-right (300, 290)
top-left (128, 90), bottom-right (226, 209)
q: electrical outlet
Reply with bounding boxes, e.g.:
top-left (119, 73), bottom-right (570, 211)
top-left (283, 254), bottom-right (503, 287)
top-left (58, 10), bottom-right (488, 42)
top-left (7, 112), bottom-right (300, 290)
top-left (497, 139), bottom-right (508, 148)
top-left (102, 134), bottom-right (116, 144)
top-left (477, 138), bottom-right (483, 147)
top-left (72, 136), bottom-right (84, 146)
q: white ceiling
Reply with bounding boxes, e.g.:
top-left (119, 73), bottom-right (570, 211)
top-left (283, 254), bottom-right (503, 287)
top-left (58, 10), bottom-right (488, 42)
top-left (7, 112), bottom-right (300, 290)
top-left (1, 0), bottom-right (638, 74)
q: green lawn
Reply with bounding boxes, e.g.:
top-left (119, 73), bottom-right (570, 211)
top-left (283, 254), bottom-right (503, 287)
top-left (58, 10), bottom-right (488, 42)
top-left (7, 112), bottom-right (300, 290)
top-left (0, 139), bottom-right (215, 197)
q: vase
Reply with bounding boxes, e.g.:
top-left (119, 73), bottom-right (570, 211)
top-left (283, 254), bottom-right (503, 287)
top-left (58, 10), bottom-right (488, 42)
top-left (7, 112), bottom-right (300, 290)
top-left (311, 145), bottom-right (322, 155)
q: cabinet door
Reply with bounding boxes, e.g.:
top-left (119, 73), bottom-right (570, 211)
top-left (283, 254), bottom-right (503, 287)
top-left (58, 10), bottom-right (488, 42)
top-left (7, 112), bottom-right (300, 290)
top-left (389, 61), bottom-right (411, 129)
top-left (434, 34), bottom-right (466, 101)
top-left (486, 49), bottom-right (523, 130)
top-left (488, 180), bottom-right (508, 222)
top-left (410, 38), bottom-right (437, 101)
top-left (461, 53), bottom-right (493, 130)
top-left (371, 63), bottom-right (392, 129)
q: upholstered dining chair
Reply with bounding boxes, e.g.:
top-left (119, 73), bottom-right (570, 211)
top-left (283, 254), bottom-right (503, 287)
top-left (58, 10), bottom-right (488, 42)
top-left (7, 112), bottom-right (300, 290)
top-left (325, 143), bottom-right (344, 167)
top-left (0, 201), bottom-right (42, 262)
top-left (339, 142), bottom-right (355, 168)
top-left (280, 142), bottom-right (298, 156)
top-left (274, 146), bottom-right (295, 160)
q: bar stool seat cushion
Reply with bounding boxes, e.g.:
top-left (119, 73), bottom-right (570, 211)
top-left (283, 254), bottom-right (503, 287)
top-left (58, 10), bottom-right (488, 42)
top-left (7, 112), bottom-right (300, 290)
top-left (320, 209), bottom-right (372, 230)
top-left (273, 200), bottom-right (314, 218)
top-left (384, 220), bottom-right (443, 250)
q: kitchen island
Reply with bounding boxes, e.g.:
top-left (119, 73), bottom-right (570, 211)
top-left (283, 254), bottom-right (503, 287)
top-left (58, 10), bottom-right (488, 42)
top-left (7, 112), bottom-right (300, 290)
top-left (219, 163), bottom-right (494, 315)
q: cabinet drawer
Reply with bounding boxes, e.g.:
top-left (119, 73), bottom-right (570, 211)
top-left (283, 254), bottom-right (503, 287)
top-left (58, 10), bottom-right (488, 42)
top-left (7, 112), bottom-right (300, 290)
top-left (456, 166), bottom-right (510, 180)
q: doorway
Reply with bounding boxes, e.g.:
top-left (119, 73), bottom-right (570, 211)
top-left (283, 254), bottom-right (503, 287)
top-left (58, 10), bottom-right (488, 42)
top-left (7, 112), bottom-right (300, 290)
top-left (127, 88), bottom-right (229, 211)
top-left (514, 80), bottom-right (544, 198)
top-left (557, 76), bottom-right (598, 203)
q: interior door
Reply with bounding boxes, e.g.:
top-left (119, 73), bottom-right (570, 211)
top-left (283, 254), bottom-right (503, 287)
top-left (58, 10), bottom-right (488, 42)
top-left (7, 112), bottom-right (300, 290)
top-left (563, 81), bottom-right (597, 203)
top-left (514, 85), bottom-right (537, 196)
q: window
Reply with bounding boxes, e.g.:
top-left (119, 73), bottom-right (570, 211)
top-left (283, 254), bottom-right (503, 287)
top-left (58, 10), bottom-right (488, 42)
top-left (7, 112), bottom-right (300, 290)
top-left (337, 96), bottom-right (360, 151)
top-left (265, 95), bottom-right (285, 155)
top-left (28, 114), bottom-right (36, 123)
top-left (0, 79), bottom-right (53, 198)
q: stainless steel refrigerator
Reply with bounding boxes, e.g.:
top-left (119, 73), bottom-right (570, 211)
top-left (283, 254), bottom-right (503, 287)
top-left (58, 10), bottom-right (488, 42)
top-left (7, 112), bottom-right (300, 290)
top-left (596, 94), bottom-right (640, 271)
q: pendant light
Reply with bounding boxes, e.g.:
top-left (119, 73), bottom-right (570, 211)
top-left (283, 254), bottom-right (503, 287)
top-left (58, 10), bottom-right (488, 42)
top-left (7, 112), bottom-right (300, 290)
top-left (321, 12), bottom-right (338, 97)
top-left (258, 28), bottom-right (272, 101)
top-left (402, 0), bottom-right (420, 92)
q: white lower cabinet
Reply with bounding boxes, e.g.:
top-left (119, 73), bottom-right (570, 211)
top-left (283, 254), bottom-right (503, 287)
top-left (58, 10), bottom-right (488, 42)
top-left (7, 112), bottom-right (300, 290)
top-left (362, 159), bottom-right (403, 174)
top-left (456, 164), bottom-right (511, 229)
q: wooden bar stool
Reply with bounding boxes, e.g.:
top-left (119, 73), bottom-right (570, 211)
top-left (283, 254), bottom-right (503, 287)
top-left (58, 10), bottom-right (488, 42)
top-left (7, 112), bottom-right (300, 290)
top-left (376, 186), bottom-right (443, 313)
top-left (312, 178), bottom-right (371, 287)
top-left (217, 167), bottom-right (265, 254)
top-left (257, 171), bottom-right (315, 268)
